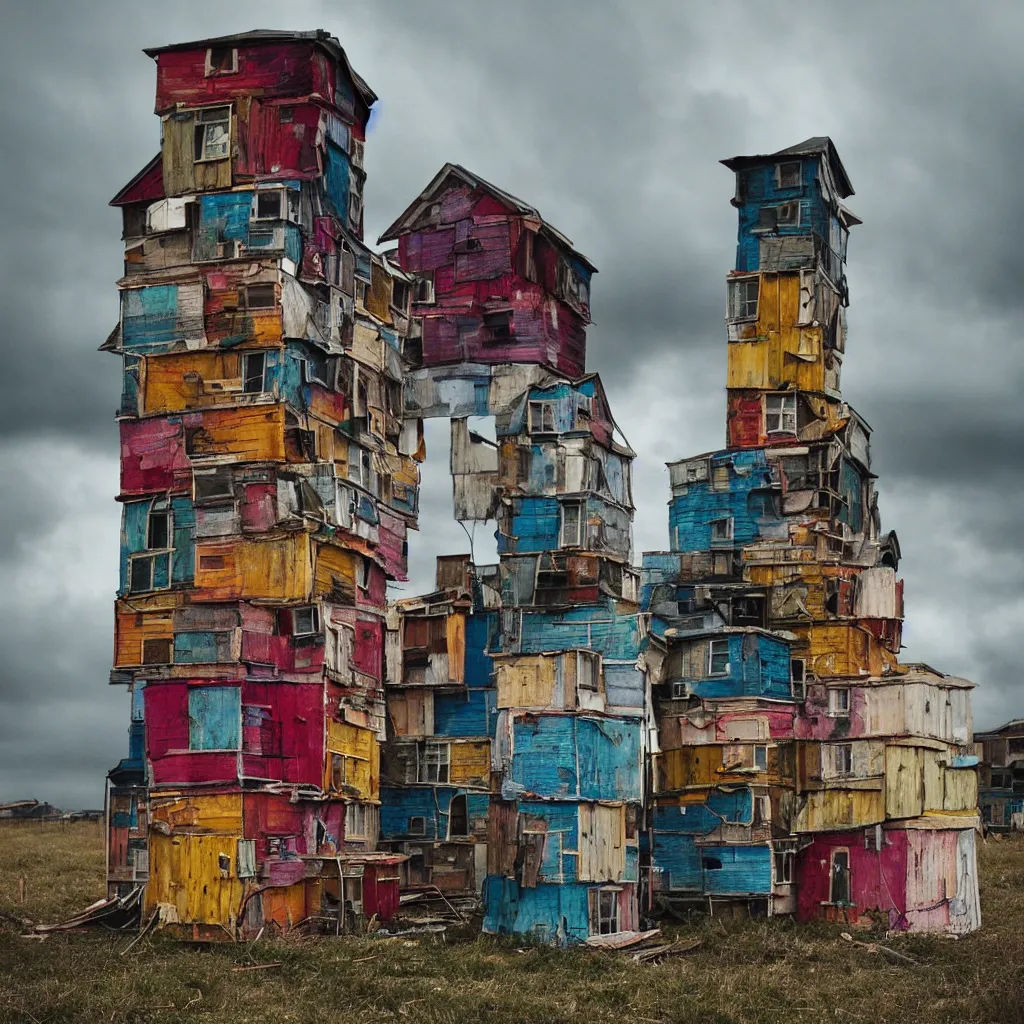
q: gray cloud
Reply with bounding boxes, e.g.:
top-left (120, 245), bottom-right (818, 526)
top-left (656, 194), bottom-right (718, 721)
top-left (1, 0), bottom-right (1020, 806)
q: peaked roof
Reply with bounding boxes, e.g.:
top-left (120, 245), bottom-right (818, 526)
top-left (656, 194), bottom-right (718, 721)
top-left (109, 153), bottom-right (164, 207)
top-left (377, 163), bottom-right (597, 273)
top-left (720, 136), bottom-right (854, 199)
top-left (142, 29), bottom-right (376, 107)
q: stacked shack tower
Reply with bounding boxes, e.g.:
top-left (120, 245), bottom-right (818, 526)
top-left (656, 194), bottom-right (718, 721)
top-left (377, 166), bottom-right (648, 943)
top-left (103, 31), bottom-right (423, 935)
top-left (641, 139), bottom-right (981, 932)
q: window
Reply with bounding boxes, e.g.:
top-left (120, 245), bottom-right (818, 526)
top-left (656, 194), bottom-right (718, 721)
top-left (671, 680), bottom-right (690, 699)
top-left (391, 280), bottom-right (410, 313)
top-left (205, 47), bottom-right (238, 76)
top-left (765, 393), bottom-right (797, 435)
top-left (146, 510), bottom-right (169, 550)
top-left (774, 849), bottom-right (795, 884)
top-left (710, 517), bottom-right (734, 545)
top-left (992, 771), bottom-right (1011, 789)
top-left (528, 400), bottom-right (557, 433)
top-left (351, 138), bottom-right (365, 170)
top-left (754, 745), bottom-right (768, 771)
top-left (348, 188), bottom-right (362, 228)
top-left (357, 557), bottom-right (371, 593)
top-left (776, 162), bottom-right (801, 188)
top-left (349, 443), bottom-right (374, 492)
top-left (830, 849), bottom-right (851, 904)
top-left (483, 311), bottom-right (512, 342)
top-left (833, 743), bottom-right (854, 776)
top-left (278, 606), bottom-right (320, 638)
top-left (775, 202), bottom-right (800, 226)
top-left (577, 651), bottom-right (600, 692)
top-left (708, 638), bottom-right (730, 676)
top-left (560, 501), bottom-right (585, 548)
top-left (241, 352), bottom-right (266, 394)
top-left (193, 466), bottom-right (234, 504)
top-left (828, 688), bottom-right (851, 717)
top-left (728, 277), bottom-right (760, 320)
top-left (345, 802), bottom-right (368, 839)
top-left (188, 686), bottom-right (241, 750)
top-left (413, 274), bottom-right (435, 304)
top-left (141, 637), bottom-right (172, 665)
top-left (791, 659), bottom-right (807, 701)
top-left (193, 106), bottom-right (231, 162)
top-left (278, 106), bottom-right (294, 124)
top-left (591, 888), bottom-right (620, 936)
top-left (253, 190), bottom-right (283, 221)
top-left (449, 794), bottom-right (468, 837)
top-left (408, 816), bottom-right (427, 837)
top-left (129, 554), bottom-right (165, 594)
top-left (417, 742), bottom-right (449, 784)
top-left (243, 284), bottom-right (276, 309)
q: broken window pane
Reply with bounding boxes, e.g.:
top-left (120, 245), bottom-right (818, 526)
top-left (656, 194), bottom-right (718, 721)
top-left (129, 556), bottom-right (154, 593)
top-left (193, 107), bottom-right (231, 161)
top-left (206, 47), bottom-right (237, 76)
top-left (776, 161), bottom-right (802, 188)
top-left (255, 190), bottom-right (282, 220)
top-left (242, 352), bottom-right (266, 394)
top-left (147, 511), bottom-right (169, 550)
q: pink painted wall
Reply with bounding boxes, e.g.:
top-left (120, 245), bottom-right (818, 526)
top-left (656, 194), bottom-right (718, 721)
top-left (794, 683), bottom-right (869, 741)
top-left (796, 829), bottom-right (910, 929)
top-left (716, 708), bottom-right (797, 742)
top-left (120, 417), bottom-right (190, 495)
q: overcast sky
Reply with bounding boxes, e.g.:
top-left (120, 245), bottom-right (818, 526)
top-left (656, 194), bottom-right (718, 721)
top-left (1, 0), bottom-right (1020, 808)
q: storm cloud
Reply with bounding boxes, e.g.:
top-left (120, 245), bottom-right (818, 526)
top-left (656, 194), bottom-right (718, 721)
top-left (1, 0), bottom-right (1020, 807)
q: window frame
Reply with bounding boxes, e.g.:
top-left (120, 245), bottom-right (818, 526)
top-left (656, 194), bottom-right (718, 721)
top-left (204, 47), bottom-right (238, 77)
top-left (559, 500), bottom-right (586, 549)
top-left (242, 283), bottom-right (276, 310)
top-left (193, 105), bottom-right (232, 163)
top-left (291, 606), bottom-right (320, 638)
top-left (345, 802), bottom-right (368, 839)
top-left (576, 650), bottom-right (600, 692)
top-left (728, 275), bottom-right (760, 322)
top-left (790, 658), bottom-right (807, 701)
top-left (710, 516), bottom-right (734, 546)
top-left (241, 351), bottom-right (267, 395)
top-left (833, 742), bottom-right (854, 777)
top-left (146, 508), bottom-right (171, 551)
top-left (776, 161), bottom-right (802, 189)
top-left (774, 201), bottom-right (800, 226)
top-left (753, 744), bottom-right (768, 772)
top-left (764, 392), bottom-right (797, 436)
top-left (707, 638), bottom-right (731, 677)
top-left (528, 400), bottom-right (557, 434)
top-left (828, 687), bottom-right (851, 718)
top-left (593, 887), bottom-right (621, 936)
top-left (417, 741), bottom-right (450, 784)
top-left (253, 189), bottom-right (285, 222)
top-left (774, 848), bottom-right (795, 885)
top-left (408, 815), bottom-right (427, 837)
top-left (829, 847), bottom-right (852, 904)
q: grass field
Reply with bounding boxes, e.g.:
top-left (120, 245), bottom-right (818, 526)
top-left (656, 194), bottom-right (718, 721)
top-left (1, 822), bottom-right (1023, 1023)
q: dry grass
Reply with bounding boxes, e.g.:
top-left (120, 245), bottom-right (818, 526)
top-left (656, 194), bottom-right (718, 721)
top-left (2, 821), bottom-right (1024, 1023)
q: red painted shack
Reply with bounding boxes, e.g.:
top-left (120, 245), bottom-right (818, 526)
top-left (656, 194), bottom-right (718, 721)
top-left (795, 822), bottom-right (980, 933)
top-left (379, 164), bottom-right (596, 377)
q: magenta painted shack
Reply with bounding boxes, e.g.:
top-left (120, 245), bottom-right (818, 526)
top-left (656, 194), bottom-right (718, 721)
top-left (379, 164), bottom-right (596, 378)
top-left (796, 825), bottom-right (980, 933)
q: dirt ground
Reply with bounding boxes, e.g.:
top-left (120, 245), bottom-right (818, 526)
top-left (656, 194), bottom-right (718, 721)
top-left (1, 820), bottom-right (1023, 1023)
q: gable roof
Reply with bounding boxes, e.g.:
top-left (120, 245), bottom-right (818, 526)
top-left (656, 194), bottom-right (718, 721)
top-left (109, 153), bottom-right (164, 207)
top-left (720, 136), bottom-right (855, 199)
top-left (142, 29), bottom-right (376, 107)
top-left (378, 163), bottom-right (597, 273)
